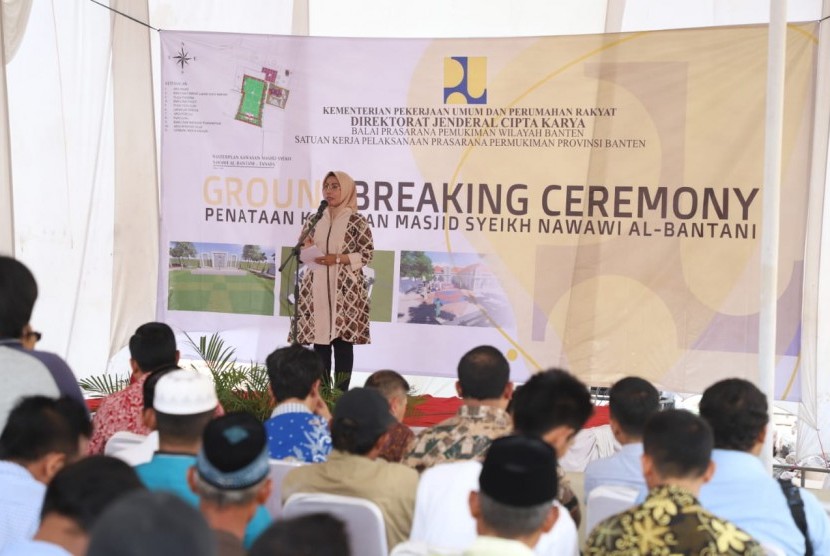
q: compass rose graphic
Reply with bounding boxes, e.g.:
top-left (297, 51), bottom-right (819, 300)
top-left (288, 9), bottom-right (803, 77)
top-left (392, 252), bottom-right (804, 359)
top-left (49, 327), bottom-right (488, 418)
top-left (171, 44), bottom-right (196, 72)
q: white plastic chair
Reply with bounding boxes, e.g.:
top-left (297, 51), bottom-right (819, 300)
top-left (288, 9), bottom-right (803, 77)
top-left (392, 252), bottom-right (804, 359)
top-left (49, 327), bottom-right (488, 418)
top-left (585, 485), bottom-right (639, 534)
top-left (106, 430), bottom-right (158, 466)
top-left (283, 492), bottom-right (388, 556)
top-left (264, 459), bottom-right (306, 518)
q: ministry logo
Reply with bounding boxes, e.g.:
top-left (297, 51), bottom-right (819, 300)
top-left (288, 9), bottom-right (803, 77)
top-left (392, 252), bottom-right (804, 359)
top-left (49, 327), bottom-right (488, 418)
top-left (443, 57), bottom-right (487, 104)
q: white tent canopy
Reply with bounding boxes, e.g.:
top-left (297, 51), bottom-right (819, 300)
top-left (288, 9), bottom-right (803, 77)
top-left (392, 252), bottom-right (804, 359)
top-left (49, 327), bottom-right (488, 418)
top-left (1, 0), bottom-right (829, 457)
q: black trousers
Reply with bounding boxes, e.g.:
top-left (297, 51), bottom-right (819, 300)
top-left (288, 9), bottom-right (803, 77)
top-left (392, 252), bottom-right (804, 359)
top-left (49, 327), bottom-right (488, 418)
top-left (314, 338), bottom-right (353, 391)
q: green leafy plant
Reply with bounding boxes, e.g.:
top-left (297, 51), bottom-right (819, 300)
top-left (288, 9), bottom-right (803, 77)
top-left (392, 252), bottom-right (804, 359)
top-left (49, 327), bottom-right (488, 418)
top-left (79, 332), bottom-right (407, 421)
top-left (185, 332), bottom-right (275, 422)
top-left (184, 333), bottom-right (348, 420)
top-left (79, 373), bottom-right (130, 398)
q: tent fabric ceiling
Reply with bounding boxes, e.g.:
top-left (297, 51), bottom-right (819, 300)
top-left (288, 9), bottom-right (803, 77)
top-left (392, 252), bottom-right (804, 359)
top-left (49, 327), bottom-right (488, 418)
top-left (1, 0), bottom-right (32, 62)
top-left (1, 0), bottom-right (829, 459)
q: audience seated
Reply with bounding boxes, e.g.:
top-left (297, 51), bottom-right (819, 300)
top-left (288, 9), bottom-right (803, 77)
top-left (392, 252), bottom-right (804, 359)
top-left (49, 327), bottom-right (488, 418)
top-left (133, 369), bottom-right (270, 548)
top-left (585, 409), bottom-right (762, 555)
top-left (698, 378), bottom-right (830, 556)
top-left (410, 368), bottom-right (592, 555)
top-left (467, 435), bottom-right (560, 555)
top-left (583, 376), bottom-right (659, 500)
top-left (0, 257), bottom-right (87, 431)
top-left (187, 412), bottom-right (273, 556)
top-left (264, 344), bottom-right (332, 462)
top-left (106, 364), bottom-right (178, 465)
top-left (0, 456), bottom-right (144, 556)
top-left (404, 346), bottom-right (513, 472)
top-left (282, 387), bottom-right (419, 549)
top-left (398, 435), bottom-right (564, 556)
top-left (248, 513), bottom-right (350, 556)
top-left (0, 396), bottom-right (91, 550)
top-left (364, 370), bottom-right (415, 462)
top-left (88, 322), bottom-right (180, 454)
top-left (87, 491), bottom-right (216, 556)
top-left (510, 369), bottom-right (593, 526)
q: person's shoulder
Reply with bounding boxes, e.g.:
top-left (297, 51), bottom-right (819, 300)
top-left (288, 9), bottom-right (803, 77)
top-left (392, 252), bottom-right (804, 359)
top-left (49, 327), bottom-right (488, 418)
top-left (798, 486), bottom-right (830, 525)
top-left (271, 411), bottom-right (329, 431)
top-left (584, 450), bottom-right (622, 475)
top-left (348, 211), bottom-right (372, 228)
top-left (283, 460), bottom-right (317, 483)
top-left (95, 381), bottom-right (138, 410)
top-left (422, 459), bottom-right (481, 482)
top-left (584, 509), bottom-right (629, 549)
top-left (798, 485), bottom-right (828, 511)
top-left (377, 459), bottom-right (420, 489)
top-left (23, 348), bottom-right (72, 373)
top-left (381, 457), bottom-right (419, 475)
top-left (696, 509), bottom-right (762, 553)
top-left (417, 414), bottom-right (463, 436)
top-left (0, 539), bottom-right (71, 556)
top-left (0, 344), bottom-right (59, 372)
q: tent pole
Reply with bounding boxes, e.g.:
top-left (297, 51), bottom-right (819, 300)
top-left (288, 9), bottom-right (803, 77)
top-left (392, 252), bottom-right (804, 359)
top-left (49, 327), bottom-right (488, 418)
top-left (759, 0), bottom-right (788, 472)
top-left (0, 3), bottom-right (15, 256)
top-left (292, 0), bottom-right (309, 36)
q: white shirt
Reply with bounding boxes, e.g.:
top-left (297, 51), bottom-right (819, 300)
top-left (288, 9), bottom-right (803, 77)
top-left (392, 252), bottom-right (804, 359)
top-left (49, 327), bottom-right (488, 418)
top-left (393, 536), bottom-right (536, 556)
top-left (409, 461), bottom-right (578, 556)
top-left (464, 536), bottom-right (534, 556)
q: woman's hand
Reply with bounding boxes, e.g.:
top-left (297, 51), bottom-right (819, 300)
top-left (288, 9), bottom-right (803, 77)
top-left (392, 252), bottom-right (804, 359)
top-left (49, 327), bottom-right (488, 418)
top-left (315, 254), bottom-right (342, 266)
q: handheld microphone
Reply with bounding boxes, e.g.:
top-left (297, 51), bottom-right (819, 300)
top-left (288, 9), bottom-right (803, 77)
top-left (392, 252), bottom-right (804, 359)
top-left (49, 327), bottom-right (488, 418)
top-left (314, 200), bottom-right (328, 219)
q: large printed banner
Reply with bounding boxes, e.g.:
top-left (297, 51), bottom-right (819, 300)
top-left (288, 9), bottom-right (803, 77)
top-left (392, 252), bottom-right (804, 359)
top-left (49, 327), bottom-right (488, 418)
top-left (159, 24), bottom-right (818, 397)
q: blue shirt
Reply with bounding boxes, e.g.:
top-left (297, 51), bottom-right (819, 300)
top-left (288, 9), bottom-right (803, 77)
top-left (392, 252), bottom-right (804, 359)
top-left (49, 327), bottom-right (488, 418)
top-left (698, 449), bottom-right (830, 556)
top-left (583, 442), bottom-right (647, 501)
top-left (0, 461), bottom-right (46, 551)
top-left (135, 453), bottom-right (271, 548)
top-left (265, 403), bottom-right (331, 462)
top-left (801, 487), bottom-right (830, 556)
top-left (0, 539), bottom-right (70, 556)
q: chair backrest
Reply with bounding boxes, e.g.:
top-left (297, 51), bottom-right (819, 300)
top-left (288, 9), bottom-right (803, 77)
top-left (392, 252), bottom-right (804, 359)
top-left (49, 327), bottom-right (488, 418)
top-left (104, 431), bottom-right (148, 456)
top-left (264, 460), bottom-right (306, 518)
top-left (106, 430), bottom-right (158, 466)
top-left (283, 492), bottom-right (388, 556)
top-left (585, 485), bottom-right (639, 534)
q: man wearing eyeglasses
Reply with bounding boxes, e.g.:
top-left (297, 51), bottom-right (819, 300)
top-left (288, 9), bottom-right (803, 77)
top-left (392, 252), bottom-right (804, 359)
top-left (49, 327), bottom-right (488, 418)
top-left (0, 256), bottom-right (88, 432)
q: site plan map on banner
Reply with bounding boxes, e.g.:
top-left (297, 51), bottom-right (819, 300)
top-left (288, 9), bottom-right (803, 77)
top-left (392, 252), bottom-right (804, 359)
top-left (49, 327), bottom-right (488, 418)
top-left (158, 24), bottom-right (819, 396)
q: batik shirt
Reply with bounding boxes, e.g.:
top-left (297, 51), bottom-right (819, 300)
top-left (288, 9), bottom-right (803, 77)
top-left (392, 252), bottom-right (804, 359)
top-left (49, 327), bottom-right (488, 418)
top-left (403, 405), bottom-right (512, 472)
top-left (379, 421), bottom-right (416, 463)
top-left (88, 375), bottom-right (149, 455)
top-left (585, 485), bottom-right (764, 555)
top-left (265, 402), bottom-right (332, 462)
top-left (89, 374), bottom-right (225, 455)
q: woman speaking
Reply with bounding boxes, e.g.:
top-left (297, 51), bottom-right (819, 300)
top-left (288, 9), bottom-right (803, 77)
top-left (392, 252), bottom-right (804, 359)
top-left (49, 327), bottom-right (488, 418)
top-left (292, 170), bottom-right (373, 390)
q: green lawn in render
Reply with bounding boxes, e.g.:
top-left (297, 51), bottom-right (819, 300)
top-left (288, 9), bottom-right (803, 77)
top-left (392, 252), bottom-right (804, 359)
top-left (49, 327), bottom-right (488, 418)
top-left (168, 269), bottom-right (275, 315)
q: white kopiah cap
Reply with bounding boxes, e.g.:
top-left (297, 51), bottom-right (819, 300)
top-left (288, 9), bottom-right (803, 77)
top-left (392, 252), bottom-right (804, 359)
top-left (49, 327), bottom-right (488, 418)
top-left (153, 370), bottom-right (218, 415)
